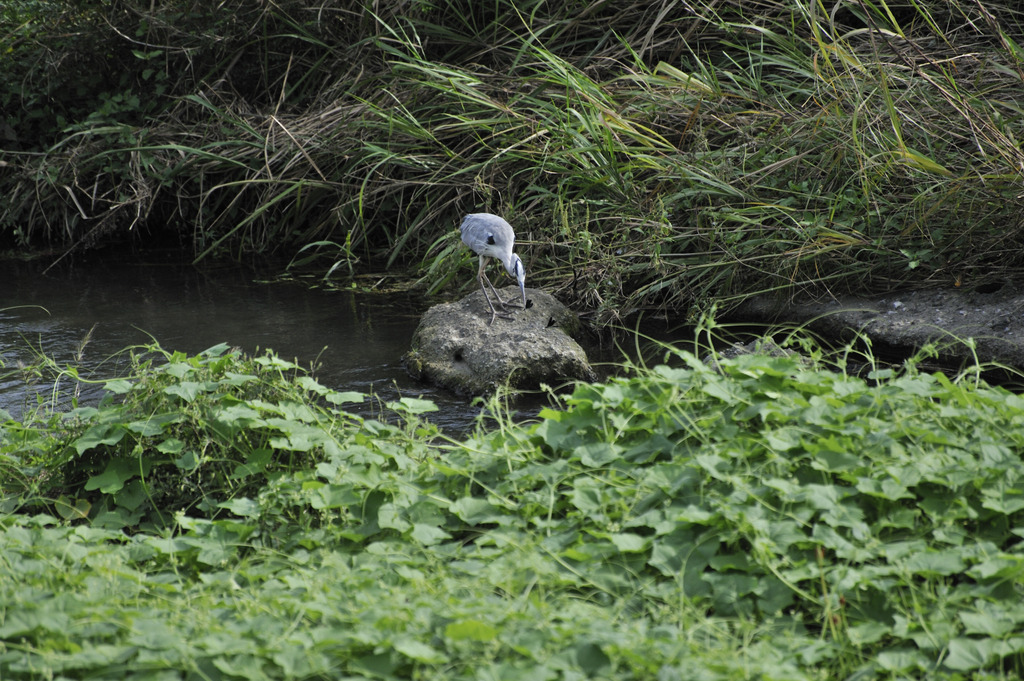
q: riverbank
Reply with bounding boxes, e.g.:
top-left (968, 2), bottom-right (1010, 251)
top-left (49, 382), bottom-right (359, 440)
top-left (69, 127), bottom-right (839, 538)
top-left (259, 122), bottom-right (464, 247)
top-left (731, 282), bottom-right (1024, 377)
top-left (2, 338), bottom-right (1024, 679)
top-left (4, 1), bottom-right (1024, 324)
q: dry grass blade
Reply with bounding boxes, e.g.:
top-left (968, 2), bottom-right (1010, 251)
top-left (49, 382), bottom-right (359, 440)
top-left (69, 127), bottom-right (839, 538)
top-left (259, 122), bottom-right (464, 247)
top-left (2, 0), bottom-right (1024, 324)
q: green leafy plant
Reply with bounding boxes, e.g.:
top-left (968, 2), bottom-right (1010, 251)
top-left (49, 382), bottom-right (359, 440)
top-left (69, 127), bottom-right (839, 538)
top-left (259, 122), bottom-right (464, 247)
top-left (5, 342), bottom-right (375, 530)
top-left (5, 334), bottom-right (1024, 678)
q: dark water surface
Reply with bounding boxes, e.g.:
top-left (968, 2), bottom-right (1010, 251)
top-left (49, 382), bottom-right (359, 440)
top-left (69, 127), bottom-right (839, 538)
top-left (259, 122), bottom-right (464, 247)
top-left (0, 257), bottom-right (497, 432)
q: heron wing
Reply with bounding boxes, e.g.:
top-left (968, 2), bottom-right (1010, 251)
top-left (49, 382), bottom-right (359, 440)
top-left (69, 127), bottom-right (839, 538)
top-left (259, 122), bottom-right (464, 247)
top-left (460, 213), bottom-right (515, 255)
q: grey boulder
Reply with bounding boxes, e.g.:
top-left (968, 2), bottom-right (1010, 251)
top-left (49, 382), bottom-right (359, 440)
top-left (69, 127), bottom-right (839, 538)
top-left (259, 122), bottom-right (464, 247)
top-left (730, 284), bottom-right (1024, 369)
top-left (403, 286), bottom-right (596, 395)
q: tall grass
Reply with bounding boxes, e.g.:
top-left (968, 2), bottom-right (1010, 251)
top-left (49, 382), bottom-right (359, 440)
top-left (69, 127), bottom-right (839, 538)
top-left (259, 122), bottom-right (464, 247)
top-left (2, 1), bottom-right (1023, 322)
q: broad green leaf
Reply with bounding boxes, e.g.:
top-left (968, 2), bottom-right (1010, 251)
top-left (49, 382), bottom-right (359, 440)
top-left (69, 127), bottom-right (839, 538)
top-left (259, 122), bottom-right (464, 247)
top-left (648, 529), bottom-right (716, 598)
top-left (273, 645), bottom-right (331, 677)
top-left (811, 445), bottom-right (861, 472)
top-left (102, 378), bottom-right (134, 394)
top-left (701, 375), bottom-right (739, 402)
top-left (115, 479), bottom-right (149, 512)
top-left (73, 423), bottom-right (126, 454)
top-left (979, 441), bottom-right (1013, 465)
top-left (128, 615), bottom-right (180, 650)
top-left (410, 522), bottom-right (451, 546)
top-left (219, 497), bottom-right (260, 518)
top-left (856, 477), bottom-right (913, 500)
top-left (232, 448), bottom-right (273, 479)
top-left (174, 448), bottom-right (200, 471)
top-left (966, 557), bottom-right (1024, 581)
top-left (181, 522), bottom-right (247, 566)
top-left (981, 487), bottom-right (1024, 515)
top-left (275, 401), bottom-right (317, 423)
top-left (215, 404), bottom-right (262, 424)
top-left (253, 354), bottom-right (301, 369)
top-left (214, 656), bottom-right (271, 681)
top-left (163, 381), bottom-right (204, 402)
top-left (200, 342), bottom-right (232, 357)
top-left (756, 576), bottom-right (795, 614)
top-left (622, 433), bottom-right (674, 462)
top-left (573, 442), bottom-right (621, 467)
top-left (53, 643), bottom-right (136, 669)
top-left (393, 638), bottom-right (448, 664)
top-left (326, 390), bottom-right (366, 405)
top-left (157, 438), bottom-right (185, 454)
top-left (445, 619), bottom-right (498, 642)
top-left (378, 503), bottom-right (411, 532)
top-left (268, 421), bottom-right (326, 451)
top-left (534, 417), bottom-right (578, 451)
top-left (902, 549), bottom-right (966, 576)
top-left (846, 621), bottom-right (891, 646)
top-left (709, 552), bottom-right (750, 571)
top-left (704, 571), bottom-right (759, 615)
top-left (127, 412), bottom-right (181, 436)
top-left (308, 483), bottom-right (360, 509)
top-left (450, 497), bottom-right (506, 525)
top-left (55, 495), bottom-right (91, 521)
top-left (0, 610), bottom-right (47, 638)
top-left (296, 376), bottom-right (328, 394)
top-left (802, 484), bottom-right (847, 510)
top-left (608, 532), bottom-right (649, 553)
top-left (960, 611), bottom-right (1014, 637)
top-left (389, 397), bottom-right (439, 414)
top-left (85, 457), bottom-right (146, 494)
top-left (145, 535), bottom-right (192, 556)
top-left (351, 652), bottom-right (398, 678)
top-left (222, 371), bottom-right (258, 386)
top-left (944, 638), bottom-right (994, 671)
top-left (876, 646), bottom-right (928, 672)
top-left (764, 428), bottom-right (800, 451)
top-left (574, 642), bottom-right (611, 675)
top-left (569, 480), bottom-right (604, 514)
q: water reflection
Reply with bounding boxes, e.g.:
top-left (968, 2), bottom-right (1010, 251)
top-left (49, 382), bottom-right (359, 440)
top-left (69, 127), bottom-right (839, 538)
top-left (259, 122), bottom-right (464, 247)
top-left (0, 257), bottom-right (507, 433)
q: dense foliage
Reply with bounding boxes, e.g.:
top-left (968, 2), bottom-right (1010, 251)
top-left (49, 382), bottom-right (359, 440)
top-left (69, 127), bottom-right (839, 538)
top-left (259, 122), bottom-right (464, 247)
top-left (3, 1), bottom-right (1024, 320)
top-left (3, 342), bottom-right (1024, 679)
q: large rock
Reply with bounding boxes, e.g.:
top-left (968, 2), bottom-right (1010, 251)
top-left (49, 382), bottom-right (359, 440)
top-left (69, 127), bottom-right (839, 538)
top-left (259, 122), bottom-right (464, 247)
top-left (403, 286), bottom-right (596, 395)
top-left (729, 283), bottom-right (1024, 369)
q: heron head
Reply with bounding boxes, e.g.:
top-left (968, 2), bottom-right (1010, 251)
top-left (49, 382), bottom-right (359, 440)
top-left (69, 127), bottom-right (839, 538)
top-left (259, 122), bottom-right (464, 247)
top-left (508, 254), bottom-right (527, 308)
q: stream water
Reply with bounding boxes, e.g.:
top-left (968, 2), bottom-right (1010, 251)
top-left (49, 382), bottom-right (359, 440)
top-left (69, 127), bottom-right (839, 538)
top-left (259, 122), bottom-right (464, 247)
top-left (0, 256), bottom-right (500, 433)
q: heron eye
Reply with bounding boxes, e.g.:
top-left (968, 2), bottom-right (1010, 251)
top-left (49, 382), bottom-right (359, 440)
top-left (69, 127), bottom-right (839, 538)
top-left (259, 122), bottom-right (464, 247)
top-left (486, 235), bottom-right (496, 245)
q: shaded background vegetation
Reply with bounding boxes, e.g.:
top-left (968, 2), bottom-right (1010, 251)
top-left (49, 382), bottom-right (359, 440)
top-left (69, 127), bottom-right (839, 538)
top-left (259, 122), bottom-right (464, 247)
top-left (2, 0), bottom-right (1024, 322)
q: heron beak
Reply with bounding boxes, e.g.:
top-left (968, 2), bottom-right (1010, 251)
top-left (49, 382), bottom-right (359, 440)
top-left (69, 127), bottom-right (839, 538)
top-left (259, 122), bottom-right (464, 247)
top-left (510, 255), bottom-right (527, 309)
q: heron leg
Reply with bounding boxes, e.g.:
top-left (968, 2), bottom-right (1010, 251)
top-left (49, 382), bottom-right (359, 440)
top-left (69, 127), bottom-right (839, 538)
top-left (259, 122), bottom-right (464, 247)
top-left (478, 258), bottom-right (523, 310)
top-left (478, 274), bottom-right (513, 324)
top-left (477, 257), bottom-right (513, 324)
top-left (482, 272), bottom-right (513, 310)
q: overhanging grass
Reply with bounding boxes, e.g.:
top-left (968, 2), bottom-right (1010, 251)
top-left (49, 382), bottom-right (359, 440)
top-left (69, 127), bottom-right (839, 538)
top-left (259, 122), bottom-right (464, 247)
top-left (3, 337), bottom-right (1024, 678)
top-left (2, 1), bottom-right (1024, 321)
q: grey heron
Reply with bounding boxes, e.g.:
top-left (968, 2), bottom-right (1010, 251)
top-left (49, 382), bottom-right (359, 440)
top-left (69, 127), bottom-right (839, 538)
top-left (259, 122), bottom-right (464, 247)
top-left (460, 212), bottom-right (527, 323)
